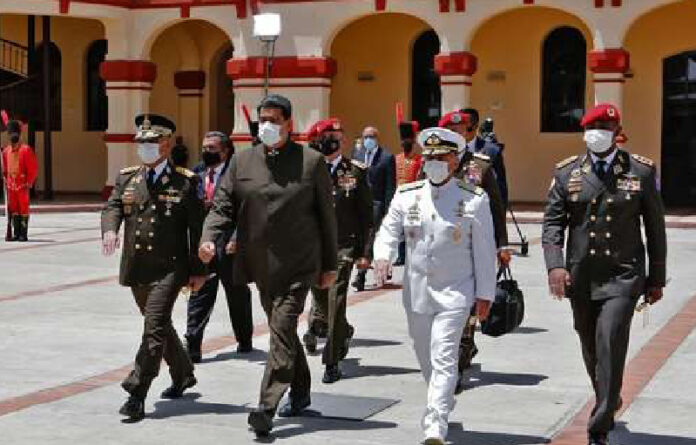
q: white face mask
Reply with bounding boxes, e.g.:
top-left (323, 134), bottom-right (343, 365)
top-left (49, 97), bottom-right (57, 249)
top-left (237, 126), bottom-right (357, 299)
top-left (258, 121), bottom-right (283, 147)
top-left (423, 159), bottom-right (450, 185)
top-left (584, 129), bottom-right (615, 154)
top-left (137, 142), bottom-right (161, 164)
top-left (363, 137), bottom-right (377, 151)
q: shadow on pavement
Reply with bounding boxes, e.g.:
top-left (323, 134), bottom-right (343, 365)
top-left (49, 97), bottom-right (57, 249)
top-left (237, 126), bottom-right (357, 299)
top-left (349, 338), bottom-right (403, 348)
top-left (466, 365), bottom-right (548, 389)
top-left (448, 423), bottom-right (549, 444)
top-left (202, 348), bottom-right (268, 364)
top-left (611, 424), bottom-right (696, 445)
top-left (265, 416), bottom-right (398, 441)
top-left (150, 393), bottom-right (251, 419)
top-left (341, 358), bottom-right (420, 380)
top-left (511, 326), bottom-right (549, 334)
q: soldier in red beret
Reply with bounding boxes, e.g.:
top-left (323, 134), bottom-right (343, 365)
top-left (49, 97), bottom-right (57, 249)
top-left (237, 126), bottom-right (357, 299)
top-left (543, 103), bottom-right (667, 445)
top-left (2, 120), bottom-right (38, 241)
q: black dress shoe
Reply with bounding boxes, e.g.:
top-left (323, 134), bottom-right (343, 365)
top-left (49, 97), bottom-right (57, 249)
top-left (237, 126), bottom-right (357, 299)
top-left (119, 396), bottom-right (145, 421)
top-left (236, 342), bottom-right (253, 354)
top-left (322, 364), bottom-right (342, 384)
top-left (161, 375), bottom-right (197, 399)
top-left (277, 394), bottom-right (311, 417)
top-left (588, 433), bottom-right (609, 445)
top-left (303, 331), bottom-right (317, 354)
top-left (248, 409), bottom-right (273, 437)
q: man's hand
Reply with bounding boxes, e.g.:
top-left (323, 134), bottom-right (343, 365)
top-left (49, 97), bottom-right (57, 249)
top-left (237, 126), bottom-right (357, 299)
top-left (198, 241), bottom-right (216, 264)
top-left (548, 268), bottom-right (571, 299)
top-left (355, 257), bottom-right (370, 270)
top-left (475, 299), bottom-right (492, 321)
top-left (373, 259), bottom-right (391, 288)
top-left (318, 271), bottom-right (337, 289)
top-left (189, 275), bottom-right (208, 292)
top-left (102, 231), bottom-right (120, 257)
top-left (646, 286), bottom-right (664, 305)
top-left (498, 248), bottom-right (512, 266)
top-left (225, 240), bottom-right (237, 255)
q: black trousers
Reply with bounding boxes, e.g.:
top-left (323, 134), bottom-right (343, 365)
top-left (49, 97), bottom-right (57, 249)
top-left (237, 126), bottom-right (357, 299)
top-left (122, 272), bottom-right (194, 399)
top-left (185, 257), bottom-right (253, 348)
top-left (258, 284), bottom-right (311, 412)
top-left (570, 296), bottom-right (637, 436)
top-left (309, 246), bottom-right (355, 365)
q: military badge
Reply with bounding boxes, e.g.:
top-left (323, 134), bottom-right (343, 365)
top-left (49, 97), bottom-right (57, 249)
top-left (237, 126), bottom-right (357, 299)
top-left (407, 201), bottom-right (421, 224)
top-left (122, 188), bottom-right (136, 215)
top-left (337, 174), bottom-right (357, 197)
top-left (613, 163), bottom-right (624, 176)
top-left (455, 199), bottom-right (465, 217)
top-left (466, 162), bottom-right (482, 185)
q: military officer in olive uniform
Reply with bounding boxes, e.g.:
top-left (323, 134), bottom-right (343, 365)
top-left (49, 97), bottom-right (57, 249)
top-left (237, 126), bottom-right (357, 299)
top-left (198, 95), bottom-right (338, 437)
top-left (102, 114), bottom-right (207, 422)
top-left (438, 110), bottom-right (510, 390)
top-left (542, 103), bottom-right (667, 445)
top-left (304, 118), bottom-right (374, 384)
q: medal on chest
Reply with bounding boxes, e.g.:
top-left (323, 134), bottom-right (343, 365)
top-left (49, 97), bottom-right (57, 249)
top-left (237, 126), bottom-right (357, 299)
top-left (159, 187), bottom-right (182, 216)
top-left (617, 174), bottom-right (641, 200)
top-left (568, 169), bottom-right (583, 202)
top-left (122, 187), bottom-right (136, 215)
top-left (465, 162), bottom-right (482, 185)
top-left (336, 169), bottom-right (357, 197)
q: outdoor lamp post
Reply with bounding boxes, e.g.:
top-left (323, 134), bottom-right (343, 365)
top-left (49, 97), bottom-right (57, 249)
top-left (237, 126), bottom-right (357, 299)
top-left (253, 13), bottom-right (281, 98)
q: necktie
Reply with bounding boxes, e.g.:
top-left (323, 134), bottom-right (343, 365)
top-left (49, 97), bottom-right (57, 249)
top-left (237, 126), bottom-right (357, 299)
top-left (147, 169), bottom-right (156, 187)
top-left (595, 160), bottom-right (607, 181)
top-left (205, 169), bottom-right (216, 202)
top-left (327, 163), bottom-right (334, 176)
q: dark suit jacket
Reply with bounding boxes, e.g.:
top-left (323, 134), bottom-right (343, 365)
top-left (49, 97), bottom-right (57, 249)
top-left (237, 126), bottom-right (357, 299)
top-left (473, 137), bottom-right (508, 206)
top-left (542, 150), bottom-right (667, 300)
top-left (198, 159), bottom-right (234, 265)
top-left (331, 156), bottom-right (374, 258)
top-left (201, 141), bottom-right (338, 295)
top-left (352, 145), bottom-right (396, 220)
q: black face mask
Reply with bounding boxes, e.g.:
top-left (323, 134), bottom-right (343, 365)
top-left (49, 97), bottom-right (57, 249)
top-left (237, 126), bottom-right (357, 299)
top-left (10, 134), bottom-right (20, 144)
top-left (316, 135), bottom-right (341, 156)
top-left (201, 151), bottom-right (222, 167)
top-left (401, 140), bottom-right (414, 153)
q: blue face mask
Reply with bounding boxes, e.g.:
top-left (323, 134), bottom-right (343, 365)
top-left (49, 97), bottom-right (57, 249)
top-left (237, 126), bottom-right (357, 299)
top-left (363, 137), bottom-right (377, 151)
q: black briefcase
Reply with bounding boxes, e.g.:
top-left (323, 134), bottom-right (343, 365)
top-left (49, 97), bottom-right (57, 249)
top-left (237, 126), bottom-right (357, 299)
top-left (480, 265), bottom-right (525, 337)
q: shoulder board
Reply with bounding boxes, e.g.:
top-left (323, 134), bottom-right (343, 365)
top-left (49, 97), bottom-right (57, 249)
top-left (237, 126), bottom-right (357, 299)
top-left (175, 166), bottom-right (195, 178)
top-left (119, 166), bottom-right (140, 175)
top-left (398, 180), bottom-right (426, 193)
top-left (457, 180), bottom-right (484, 196)
top-left (556, 155), bottom-right (579, 169)
top-left (350, 159), bottom-right (367, 170)
top-left (631, 154), bottom-right (655, 167)
top-left (473, 152), bottom-right (491, 162)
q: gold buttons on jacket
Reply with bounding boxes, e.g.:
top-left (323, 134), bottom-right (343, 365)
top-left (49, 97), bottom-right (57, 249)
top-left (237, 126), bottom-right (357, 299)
top-left (590, 232), bottom-right (596, 238)
top-left (607, 198), bottom-right (613, 204)
top-left (135, 244), bottom-right (141, 250)
top-left (151, 218), bottom-right (156, 223)
top-left (149, 232), bottom-right (154, 238)
top-left (137, 217), bottom-right (142, 223)
top-left (606, 216), bottom-right (612, 222)
top-left (135, 230), bottom-right (140, 236)
top-left (147, 245), bottom-right (153, 251)
top-left (151, 205), bottom-right (156, 210)
top-left (606, 233), bottom-right (612, 239)
top-left (590, 249), bottom-right (596, 255)
top-left (590, 215), bottom-right (597, 222)
top-left (605, 249), bottom-right (611, 256)
top-left (591, 199), bottom-right (597, 205)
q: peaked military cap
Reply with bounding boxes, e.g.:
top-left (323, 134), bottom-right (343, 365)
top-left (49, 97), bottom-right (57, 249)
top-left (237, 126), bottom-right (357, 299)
top-left (417, 127), bottom-right (465, 156)
top-left (134, 113), bottom-right (176, 141)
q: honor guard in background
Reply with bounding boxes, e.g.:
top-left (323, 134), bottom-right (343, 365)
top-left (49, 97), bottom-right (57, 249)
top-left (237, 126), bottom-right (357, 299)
top-left (2, 120), bottom-right (38, 242)
top-left (303, 118), bottom-right (373, 383)
top-left (184, 131), bottom-right (253, 363)
top-left (198, 95), bottom-right (338, 438)
top-left (102, 114), bottom-right (207, 422)
top-left (373, 127), bottom-right (496, 445)
top-left (394, 120), bottom-right (424, 266)
top-left (542, 103), bottom-right (667, 445)
top-left (438, 110), bottom-right (509, 390)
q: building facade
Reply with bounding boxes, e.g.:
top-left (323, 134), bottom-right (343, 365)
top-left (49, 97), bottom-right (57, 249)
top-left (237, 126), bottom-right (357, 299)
top-left (0, 0), bottom-right (694, 206)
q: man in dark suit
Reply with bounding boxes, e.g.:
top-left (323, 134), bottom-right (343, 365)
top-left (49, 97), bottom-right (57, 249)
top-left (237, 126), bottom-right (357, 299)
top-left (351, 126), bottom-right (396, 291)
top-left (184, 131), bottom-right (253, 363)
top-left (543, 103), bottom-right (667, 445)
top-left (460, 108), bottom-right (509, 206)
top-left (101, 114), bottom-right (207, 421)
top-left (199, 95), bottom-right (338, 438)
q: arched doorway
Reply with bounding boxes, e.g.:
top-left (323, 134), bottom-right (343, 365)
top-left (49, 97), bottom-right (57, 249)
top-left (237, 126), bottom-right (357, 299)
top-left (411, 29), bottom-right (441, 129)
top-left (211, 44), bottom-right (235, 134)
top-left (329, 13), bottom-right (432, 151)
top-left (661, 51), bottom-right (696, 208)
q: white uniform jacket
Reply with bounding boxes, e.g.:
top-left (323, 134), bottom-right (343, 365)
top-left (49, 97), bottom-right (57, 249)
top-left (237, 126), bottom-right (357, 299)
top-left (374, 178), bottom-right (497, 314)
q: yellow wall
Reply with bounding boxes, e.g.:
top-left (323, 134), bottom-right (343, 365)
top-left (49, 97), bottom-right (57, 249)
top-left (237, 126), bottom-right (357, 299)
top-left (623, 0), bottom-right (696, 175)
top-left (149, 20), bottom-right (231, 166)
top-left (330, 13), bottom-right (430, 154)
top-left (471, 8), bottom-right (594, 202)
top-left (0, 15), bottom-right (106, 193)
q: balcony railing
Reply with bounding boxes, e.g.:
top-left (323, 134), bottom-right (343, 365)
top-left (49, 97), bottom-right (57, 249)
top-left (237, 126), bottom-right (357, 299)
top-left (0, 39), bottom-right (29, 78)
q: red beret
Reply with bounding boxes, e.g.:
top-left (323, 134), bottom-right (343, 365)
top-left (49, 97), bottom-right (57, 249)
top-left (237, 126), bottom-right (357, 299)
top-left (580, 103), bottom-right (621, 127)
top-left (307, 118), bottom-right (342, 140)
top-left (438, 111), bottom-right (471, 128)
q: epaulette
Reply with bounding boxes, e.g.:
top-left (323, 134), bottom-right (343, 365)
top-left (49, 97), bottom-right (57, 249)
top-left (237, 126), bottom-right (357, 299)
top-left (398, 180), bottom-right (426, 193)
top-left (175, 166), bottom-right (195, 178)
top-left (457, 180), bottom-right (484, 196)
top-left (556, 155), bottom-right (579, 169)
top-left (350, 159), bottom-right (367, 170)
top-left (631, 154), bottom-right (654, 167)
top-left (119, 166), bottom-right (140, 175)
top-left (473, 152), bottom-right (491, 162)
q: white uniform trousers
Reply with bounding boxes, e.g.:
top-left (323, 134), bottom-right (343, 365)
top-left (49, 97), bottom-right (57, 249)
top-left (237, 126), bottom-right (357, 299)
top-left (406, 306), bottom-right (470, 441)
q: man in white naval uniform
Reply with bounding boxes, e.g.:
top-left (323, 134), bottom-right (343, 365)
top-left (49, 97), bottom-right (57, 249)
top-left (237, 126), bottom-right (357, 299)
top-left (373, 127), bottom-right (497, 445)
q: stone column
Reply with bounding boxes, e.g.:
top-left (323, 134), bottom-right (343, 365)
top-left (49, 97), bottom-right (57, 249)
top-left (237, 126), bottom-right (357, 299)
top-left (434, 51), bottom-right (478, 113)
top-left (589, 49), bottom-right (630, 110)
top-left (174, 70), bottom-right (206, 163)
